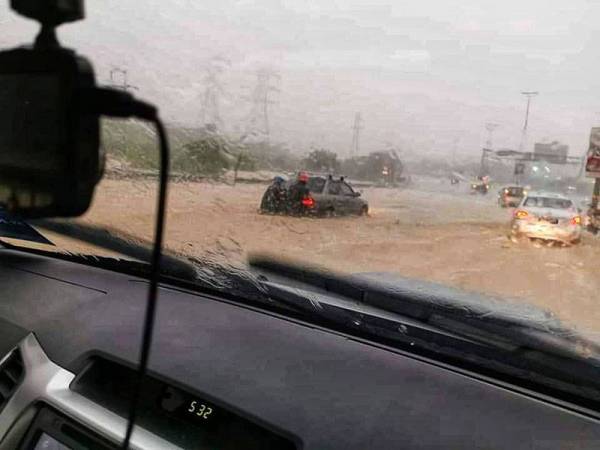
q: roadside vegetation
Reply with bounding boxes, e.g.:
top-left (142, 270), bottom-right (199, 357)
top-left (102, 119), bottom-right (300, 178)
top-left (103, 119), bottom-right (519, 183)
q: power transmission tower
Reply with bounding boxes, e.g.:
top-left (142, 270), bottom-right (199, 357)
top-left (246, 67), bottom-right (280, 141)
top-left (519, 91), bottom-right (538, 151)
top-left (200, 56), bottom-right (230, 130)
top-left (350, 112), bottom-right (363, 157)
top-left (109, 67), bottom-right (138, 92)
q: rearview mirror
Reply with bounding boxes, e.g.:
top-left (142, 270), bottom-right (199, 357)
top-left (0, 48), bottom-right (102, 218)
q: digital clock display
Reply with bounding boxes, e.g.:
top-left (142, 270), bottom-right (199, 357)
top-left (72, 358), bottom-right (296, 449)
top-left (160, 386), bottom-right (221, 429)
top-left (186, 399), bottom-right (214, 420)
top-left (159, 385), bottom-right (297, 449)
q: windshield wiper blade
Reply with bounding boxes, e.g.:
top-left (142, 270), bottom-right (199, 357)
top-left (248, 255), bottom-right (600, 403)
top-left (248, 255), bottom-right (600, 410)
top-left (248, 254), bottom-right (597, 357)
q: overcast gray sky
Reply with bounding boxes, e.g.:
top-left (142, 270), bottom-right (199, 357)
top-left (2, 0), bottom-right (599, 160)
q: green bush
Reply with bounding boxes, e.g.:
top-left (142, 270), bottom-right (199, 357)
top-left (173, 131), bottom-right (237, 176)
top-left (102, 119), bottom-right (159, 169)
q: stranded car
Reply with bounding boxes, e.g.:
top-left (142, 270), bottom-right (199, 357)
top-left (510, 191), bottom-right (582, 245)
top-left (259, 174), bottom-right (369, 217)
top-left (310, 175), bottom-right (369, 216)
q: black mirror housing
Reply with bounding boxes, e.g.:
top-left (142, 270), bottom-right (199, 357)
top-left (0, 46), bottom-right (103, 218)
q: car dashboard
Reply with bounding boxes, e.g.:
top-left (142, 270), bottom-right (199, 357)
top-left (0, 248), bottom-right (600, 449)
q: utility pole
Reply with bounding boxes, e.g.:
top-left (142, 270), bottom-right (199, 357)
top-left (476, 124), bottom-right (496, 177)
top-left (246, 67), bottom-right (280, 142)
top-left (350, 112), bottom-right (363, 158)
top-left (519, 91), bottom-right (538, 151)
top-left (479, 123), bottom-right (498, 180)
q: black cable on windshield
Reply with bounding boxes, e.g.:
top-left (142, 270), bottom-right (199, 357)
top-left (121, 117), bottom-right (170, 449)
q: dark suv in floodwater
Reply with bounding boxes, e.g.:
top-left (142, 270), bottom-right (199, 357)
top-left (306, 175), bottom-right (369, 216)
top-left (260, 174), bottom-right (369, 217)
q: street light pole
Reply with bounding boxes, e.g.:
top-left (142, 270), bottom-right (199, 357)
top-left (519, 91), bottom-right (538, 151)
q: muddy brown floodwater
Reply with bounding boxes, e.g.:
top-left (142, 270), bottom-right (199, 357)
top-left (37, 177), bottom-right (600, 337)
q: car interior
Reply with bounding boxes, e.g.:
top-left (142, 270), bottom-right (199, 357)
top-left (1, 1), bottom-right (600, 450)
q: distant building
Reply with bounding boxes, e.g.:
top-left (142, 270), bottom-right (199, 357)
top-left (534, 141), bottom-right (569, 164)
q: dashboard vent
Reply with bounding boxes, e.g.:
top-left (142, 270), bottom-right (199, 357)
top-left (0, 349), bottom-right (24, 410)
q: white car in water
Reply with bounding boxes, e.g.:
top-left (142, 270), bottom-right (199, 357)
top-left (510, 191), bottom-right (582, 245)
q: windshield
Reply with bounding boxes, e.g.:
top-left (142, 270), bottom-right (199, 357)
top-left (524, 197), bottom-right (573, 209)
top-left (2, 1), bottom-right (600, 343)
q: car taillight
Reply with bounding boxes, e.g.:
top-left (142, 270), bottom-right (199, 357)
top-left (571, 216), bottom-right (582, 225)
top-left (301, 196), bottom-right (315, 208)
top-left (514, 210), bottom-right (528, 219)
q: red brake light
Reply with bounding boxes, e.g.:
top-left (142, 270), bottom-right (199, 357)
top-left (301, 196), bottom-right (315, 208)
top-left (515, 210), bottom-right (528, 219)
top-left (571, 216), bottom-right (582, 225)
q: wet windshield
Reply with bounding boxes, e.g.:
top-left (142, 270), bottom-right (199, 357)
top-left (2, 1), bottom-right (600, 341)
top-left (524, 197), bottom-right (573, 209)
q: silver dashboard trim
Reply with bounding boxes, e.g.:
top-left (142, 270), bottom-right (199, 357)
top-left (0, 334), bottom-right (181, 449)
